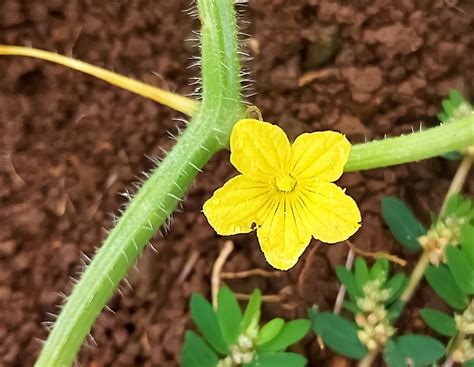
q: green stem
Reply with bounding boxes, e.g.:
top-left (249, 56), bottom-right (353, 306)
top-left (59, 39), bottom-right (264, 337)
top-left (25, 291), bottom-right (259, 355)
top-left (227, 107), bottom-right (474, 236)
top-left (446, 331), bottom-right (466, 361)
top-left (399, 252), bottom-right (430, 303)
top-left (35, 1), bottom-right (244, 366)
top-left (440, 153), bottom-right (473, 215)
top-left (345, 114), bottom-right (474, 172)
top-left (358, 349), bottom-right (379, 367)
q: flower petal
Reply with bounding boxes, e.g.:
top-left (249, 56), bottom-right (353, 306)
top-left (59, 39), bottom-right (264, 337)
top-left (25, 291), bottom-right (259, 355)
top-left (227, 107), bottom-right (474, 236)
top-left (257, 195), bottom-right (312, 270)
top-left (203, 175), bottom-right (273, 236)
top-left (297, 182), bottom-right (361, 243)
top-left (291, 131), bottom-right (351, 182)
top-left (230, 119), bottom-right (291, 176)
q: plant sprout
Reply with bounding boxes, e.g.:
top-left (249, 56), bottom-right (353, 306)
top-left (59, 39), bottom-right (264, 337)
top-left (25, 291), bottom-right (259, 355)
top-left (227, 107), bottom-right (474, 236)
top-left (183, 288), bottom-right (309, 367)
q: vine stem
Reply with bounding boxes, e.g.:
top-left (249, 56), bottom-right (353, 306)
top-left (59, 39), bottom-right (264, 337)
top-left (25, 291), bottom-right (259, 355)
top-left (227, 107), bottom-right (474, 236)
top-left (35, 1), bottom-right (244, 365)
top-left (345, 114), bottom-right (474, 172)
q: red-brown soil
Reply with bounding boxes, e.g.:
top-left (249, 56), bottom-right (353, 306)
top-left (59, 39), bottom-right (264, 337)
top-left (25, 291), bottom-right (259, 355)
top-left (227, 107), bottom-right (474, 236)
top-left (1, 0), bottom-right (473, 366)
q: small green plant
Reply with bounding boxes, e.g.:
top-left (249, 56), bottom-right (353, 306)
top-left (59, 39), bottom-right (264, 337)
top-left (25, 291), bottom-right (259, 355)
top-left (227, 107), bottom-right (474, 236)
top-left (310, 257), bottom-right (446, 366)
top-left (420, 195), bottom-right (474, 365)
top-left (182, 288), bottom-right (310, 367)
top-left (381, 194), bottom-right (474, 366)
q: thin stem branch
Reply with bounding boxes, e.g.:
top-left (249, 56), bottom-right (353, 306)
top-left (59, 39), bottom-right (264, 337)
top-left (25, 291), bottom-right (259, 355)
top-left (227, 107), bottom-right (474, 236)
top-left (0, 45), bottom-right (199, 116)
top-left (211, 241), bottom-right (234, 309)
top-left (334, 248), bottom-right (355, 315)
top-left (400, 252), bottom-right (430, 302)
top-left (346, 240), bottom-right (407, 266)
top-left (221, 268), bottom-right (283, 279)
top-left (440, 153), bottom-right (473, 215)
top-left (358, 349), bottom-right (379, 367)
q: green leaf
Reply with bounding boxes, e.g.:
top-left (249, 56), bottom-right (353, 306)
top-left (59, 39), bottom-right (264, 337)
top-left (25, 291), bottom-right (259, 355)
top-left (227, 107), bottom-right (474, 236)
top-left (385, 273), bottom-right (407, 304)
top-left (241, 289), bottom-right (261, 334)
top-left (464, 359), bottom-right (474, 367)
top-left (383, 335), bottom-right (445, 367)
top-left (420, 308), bottom-right (457, 337)
top-left (437, 112), bottom-right (449, 123)
top-left (444, 194), bottom-right (464, 217)
top-left (244, 352), bottom-right (307, 367)
top-left (449, 89), bottom-right (464, 107)
top-left (181, 331), bottom-right (219, 367)
top-left (370, 258), bottom-right (389, 284)
top-left (442, 151), bottom-right (462, 160)
top-left (257, 319), bottom-right (310, 353)
top-left (446, 246), bottom-right (474, 294)
top-left (460, 223), bottom-right (474, 268)
top-left (455, 197), bottom-right (472, 218)
top-left (442, 99), bottom-right (454, 116)
top-left (335, 265), bottom-right (362, 297)
top-left (354, 258), bottom-right (369, 287)
top-left (387, 300), bottom-right (404, 322)
top-left (217, 287), bottom-right (242, 345)
top-left (309, 309), bottom-right (367, 360)
top-left (190, 294), bottom-right (227, 354)
top-left (425, 265), bottom-right (468, 310)
top-left (343, 300), bottom-right (360, 314)
top-left (381, 197), bottom-right (425, 251)
top-left (256, 318), bottom-right (285, 346)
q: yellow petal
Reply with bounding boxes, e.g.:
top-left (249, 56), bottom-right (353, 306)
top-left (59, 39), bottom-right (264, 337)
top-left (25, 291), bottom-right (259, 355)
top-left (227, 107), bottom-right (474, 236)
top-left (230, 119), bottom-right (291, 177)
top-left (291, 131), bottom-right (351, 182)
top-left (257, 195), bottom-right (312, 270)
top-left (203, 175), bottom-right (273, 236)
top-left (297, 182), bottom-right (361, 243)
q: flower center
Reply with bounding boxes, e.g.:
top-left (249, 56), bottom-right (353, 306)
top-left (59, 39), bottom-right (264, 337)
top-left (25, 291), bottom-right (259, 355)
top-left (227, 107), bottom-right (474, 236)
top-left (275, 173), bottom-right (296, 192)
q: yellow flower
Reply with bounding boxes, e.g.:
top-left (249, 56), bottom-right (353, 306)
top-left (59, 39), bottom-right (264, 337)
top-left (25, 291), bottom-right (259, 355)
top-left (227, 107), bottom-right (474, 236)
top-left (203, 119), bottom-right (361, 270)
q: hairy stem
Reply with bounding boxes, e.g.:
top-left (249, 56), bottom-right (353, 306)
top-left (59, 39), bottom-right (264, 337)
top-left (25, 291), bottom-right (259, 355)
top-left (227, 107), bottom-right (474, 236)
top-left (35, 1), bottom-right (244, 366)
top-left (345, 114), bottom-right (474, 172)
top-left (0, 45), bottom-right (199, 116)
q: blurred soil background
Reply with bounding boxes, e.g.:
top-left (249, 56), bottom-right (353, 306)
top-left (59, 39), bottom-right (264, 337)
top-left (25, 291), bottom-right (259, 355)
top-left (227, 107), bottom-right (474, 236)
top-left (0, 0), bottom-right (473, 365)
